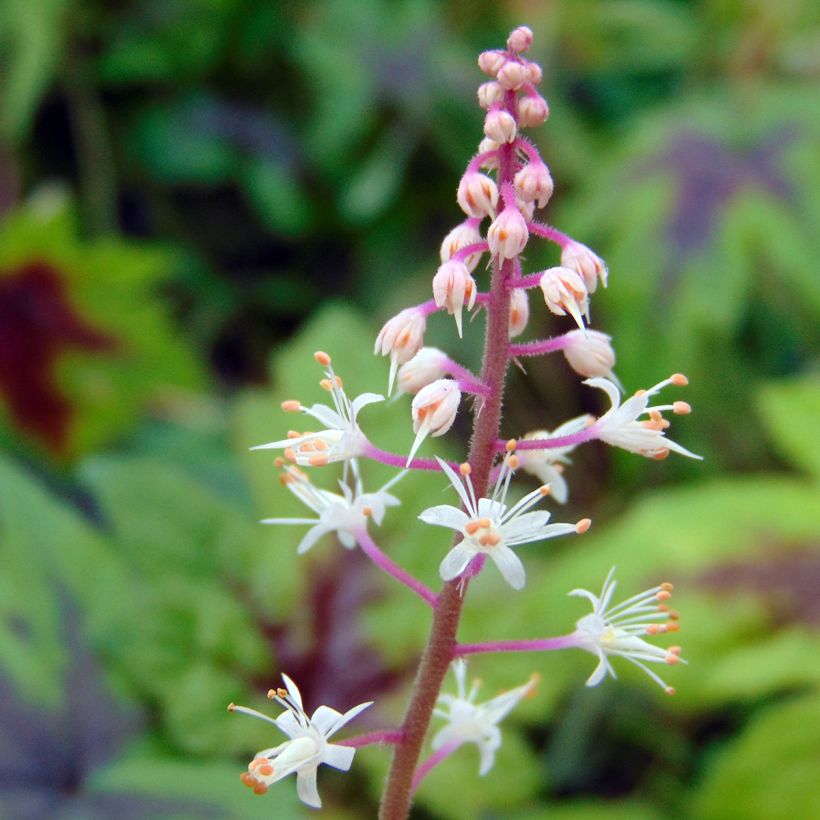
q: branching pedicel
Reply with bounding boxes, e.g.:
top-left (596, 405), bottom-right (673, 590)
top-left (230, 26), bottom-right (700, 818)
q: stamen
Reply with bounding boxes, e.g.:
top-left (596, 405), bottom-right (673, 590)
top-left (665, 686), bottom-right (676, 696)
top-left (309, 454), bottom-right (329, 466)
top-left (314, 351), bottom-right (332, 366)
top-left (281, 400), bottom-right (301, 412)
top-left (673, 401), bottom-right (691, 414)
top-left (505, 438), bottom-right (518, 452)
top-left (652, 448), bottom-right (670, 460)
top-left (459, 463), bottom-right (472, 476)
top-left (507, 454), bottom-right (520, 470)
top-left (575, 518), bottom-right (591, 534)
top-left (656, 589), bottom-right (672, 601)
top-left (670, 373), bottom-right (688, 386)
top-left (287, 430), bottom-right (301, 439)
top-left (539, 485), bottom-right (550, 496)
top-left (362, 506), bottom-right (373, 517)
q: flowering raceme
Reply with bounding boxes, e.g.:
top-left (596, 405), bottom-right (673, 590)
top-left (233, 25), bottom-right (698, 817)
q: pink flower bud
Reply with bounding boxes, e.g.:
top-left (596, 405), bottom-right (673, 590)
top-left (561, 241), bottom-right (608, 294)
top-left (477, 138), bottom-right (500, 169)
top-left (477, 81), bottom-right (504, 110)
top-left (374, 307), bottom-right (427, 394)
top-left (514, 162), bottom-right (554, 208)
top-left (487, 203), bottom-right (529, 260)
top-left (562, 329), bottom-right (616, 378)
top-left (408, 379), bottom-right (461, 464)
top-left (516, 197), bottom-right (535, 222)
top-left (539, 266), bottom-right (590, 331)
top-left (483, 109), bottom-right (517, 143)
top-left (507, 26), bottom-right (534, 53)
top-left (526, 62), bottom-right (543, 84)
top-left (397, 347), bottom-right (449, 394)
top-left (478, 50), bottom-right (506, 76)
top-left (497, 61), bottom-right (527, 91)
top-left (432, 260), bottom-right (477, 337)
top-left (457, 172), bottom-right (498, 219)
top-left (508, 288), bottom-right (530, 338)
top-left (440, 220), bottom-right (483, 271)
top-left (517, 94), bottom-right (549, 127)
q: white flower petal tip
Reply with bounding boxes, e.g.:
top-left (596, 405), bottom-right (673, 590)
top-left (539, 267), bottom-right (590, 332)
top-left (432, 660), bottom-right (538, 776)
top-left (252, 354), bottom-right (382, 466)
top-left (432, 260), bottom-right (477, 338)
top-left (230, 676), bottom-right (372, 807)
top-left (570, 568), bottom-right (686, 695)
top-left (585, 374), bottom-right (702, 460)
top-left (375, 308), bottom-right (427, 395)
top-left (422, 453), bottom-right (582, 589)
top-left (407, 379), bottom-right (461, 465)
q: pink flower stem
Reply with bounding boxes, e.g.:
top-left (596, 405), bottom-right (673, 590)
top-left (356, 529), bottom-right (438, 608)
top-left (362, 442), bottom-right (457, 472)
top-left (338, 730), bottom-right (406, 749)
top-left (410, 738), bottom-right (463, 793)
top-left (495, 423), bottom-right (600, 452)
top-left (457, 379), bottom-right (491, 398)
top-left (528, 220), bottom-right (571, 248)
top-left (508, 272), bottom-right (543, 289)
top-left (509, 335), bottom-right (573, 358)
top-left (452, 241), bottom-right (489, 263)
top-left (466, 150), bottom-right (499, 175)
top-left (441, 357), bottom-right (480, 383)
top-left (455, 634), bottom-right (579, 656)
top-left (417, 298), bottom-right (442, 318)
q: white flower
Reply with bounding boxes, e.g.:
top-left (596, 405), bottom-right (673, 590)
top-left (487, 204), bottom-right (528, 260)
top-left (517, 416), bottom-right (592, 503)
top-left (514, 161), bottom-right (553, 208)
top-left (569, 568), bottom-right (684, 695)
top-left (419, 455), bottom-right (586, 590)
top-left (397, 347), bottom-right (449, 395)
top-left (539, 266), bottom-right (590, 331)
top-left (374, 307), bottom-right (427, 395)
top-left (586, 374), bottom-right (701, 460)
top-left (440, 220), bottom-right (483, 272)
top-left (432, 660), bottom-right (538, 776)
top-left (229, 674), bottom-right (372, 808)
top-left (261, 465), bottom-right (401, 554)
top-left (457, 172), bottom-right (498, 219)
top-left (508, 287), bottom-right (530, 338)
top-left (407, 379), bottom-right (461, 466)
top-left (252, 352), bottom-right (382, 466)
top-left (561, 241), bottom-right (608, 294)
top-left (562, 329), bottom-right (616, 380)
top-left (432, 259), bottom-right (477, 337)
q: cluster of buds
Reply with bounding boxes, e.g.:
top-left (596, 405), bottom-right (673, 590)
top-left (237, 25), bottom-right (698, 813)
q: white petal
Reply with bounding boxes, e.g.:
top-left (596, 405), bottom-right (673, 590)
top-left (439, 542), bottom-right (477, 581)
top-left (274, 710), bottom-right (303, 738)
top-left (406, 424), bottom-right (430, 466)
top-left (585, 652), bottom-right (615, 687)
top-left (490, 546), bottom-right (526, 589)
top-left (435, 457), bottom-right (474, 512)
top-left (418, 505), bottom-right (470, 531)
top-left (584, 377), bottom-right (621, 410)
top-left (322, 743), bottom-right (356, 771)
top-left (338, 530), bottom-right (357, 549)
top-left (477, 728), bottom-right (501, 776)
top-left (280, 674), bottom-right (304, 711)
top-left (568, 587), bottom-right (601, 606)
top-left (303, 403), bottom-right (347, 429)
top-left (334, 700), bottom-right (374, 733)
top-left (310, 705), bottom-right (345, 735)
top-left (351, 392), bottom-right (385, 417)
top-left (477, 498), bottom-right (506, 520)
top-left (297, 524), bottom-right (331, 554)
top-left (499, 510), bottom-right (551, 543)
top-left (296, 765), bottom-right (322, 808)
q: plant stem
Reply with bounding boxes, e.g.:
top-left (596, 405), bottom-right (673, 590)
top-left (378, 94), bottom-right (519, 819)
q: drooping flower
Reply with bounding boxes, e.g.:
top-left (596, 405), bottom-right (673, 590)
top-left (432, 660), bottom-right (538, 776)
top-left (487, 201), bottom-right (528, 260)
top-left (561, 241), bottom-right (608, 294)
top-left (517, 93), bottom-right (549, 127)
top-left (569, 568), bottom-right (684, 694)
top-left (484, 108), bottom-right (517, 143)
top-left (419, 455), bottom-right (587, 589)
top-left (508, 288), bottom-right (530, 338)
top-left (457, 172), bottom-right (499, 219)
top-left (432, 259), bottom-right (477, 337)
top-left (586, 375), bottom-right (701, 460)
top-left (397, 347), bottom-right (449, 395)
top-left (261, 465), bottom-right (401, 554)
top-left (374, 307), bottom-right (427, 395)
top-left (252, 352), bottom-right (382, 466)
top-left (561, 329), bottom-right (616, 380)
top-left (539, 266), bottom-right (590, 331)
top-left (514, 161), bottom-right (553, 208)
top-left (408, 379), bottom-right (461, 465)
top-left (440, 219), bottom-right (484, 272)
top-left (229, 674), bottom-right (372, 808)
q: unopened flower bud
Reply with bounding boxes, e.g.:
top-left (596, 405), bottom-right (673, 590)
top-left (561, 241), bottom-right (608, 293)
top-left (478, 50), bottom-right (506, 76)
top-left (516, 198), bottom-right (535, 222)
top-left (497, 61), bottom-right (527, 91)
top-left (432, 260), bottom-right (477, 338)
top-left (514, 162), bottom-right (554, 208)
top-left (375, 307), bottom-right (427, 395)
top-left (526, 62), bottom-right (543, 84)
top-left (477, 138), bottom-right (500, 169)
top-left (484, 109), bottom-right (517, 144)
top-left (457, 172), bottom-right (498, 219)
top-left (507, 26), bottom-right (533, 53)
top-left (477, 81), bottom-right (504, 110)
top-left (508, 288), bottom-right (530, 338)
top-left (562, 329), bottom-right (616, 378)
top-left (440, 220), bottom-right (483, 271)
top-left (488, 203), bottom-right (529, 260)
top-left (517, 94), bottom-right (549, 127)
top-left (539, 266), bottom-right (590, 331)
top-left (397, 347), bottom-right (449, 394)
top-left (408, 379), bottom-right (461, 465)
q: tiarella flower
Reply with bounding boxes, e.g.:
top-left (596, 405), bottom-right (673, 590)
top-left (477, 81), bottom-right (504, 110)
top-left (478, 49), bottom-right (505, 76)
top-left (440, 219), bottom-right (484, 272)
top-left (507, 25), bottom-right (533, 53)
top-left (539, 266), bottom-right (590, 331)
top-left (508, 288), bottom-right (530, 338)
top-left (374, 307), bottom-right (427, 395)
top-left (525, 61), bottom-right (543, 84)
top-left (477, 138), bottom-right (500, 169)
top-left (569, 568), bottom-right (684, 694)
top-left (514, 162), bottom-right (553, 208)
top-left (484, 108), bottom-right (517, 143)
top-left (253, 352), bottom-right (382, 466)
top-left (397, 347), bottom-right (449, 395)
top-left (432, 259), bottom-right (477, 337)
top-left (419, 455), bottom-right (587, 589)
top-left (562, 329), bottom-right (616, 379)
top-left (496, 61), bottom-right (527, 91)
top-left (586, 375), bottom-right (701, 460)
top-left (408, 379), bottom-right (461, 465)
top-left (229, 674), bottom-right (372, 808)
top-left (487, 202), bottom-right (528, 260)
top-left (517, 94), bottom-right (549, 127)
top-left (516, 416), bottom-right (592, 503)
top-left (561, 240), bottom-right (608, 294)
top-left (457, 172), bottom-right (498, 219)
top-left (261, 465), bottom-right (401, 554)
top-left (432, 660), bottom-right (538, 776)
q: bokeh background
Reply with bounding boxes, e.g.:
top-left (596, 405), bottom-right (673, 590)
top-left (1, 1), bottom-right (819, 817)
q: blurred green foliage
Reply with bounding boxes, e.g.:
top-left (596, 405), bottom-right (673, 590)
top-left (1, 0), bottom-right (819, 817)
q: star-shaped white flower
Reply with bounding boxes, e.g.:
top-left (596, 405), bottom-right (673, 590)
top-left (252, 352), bottom-right (383, 467)
top-left (569, 568), bottom-right (684, 695)
top-left (586, 374), bottom-right (701, 460)
top-left (432, 660), bottom-right (538, 776)
top-left (419, 455), bottom-right (587, 590)
top-left (229, 674), bottom-right (372, 808)
top-left (261, 465), bottom-right (401, 553)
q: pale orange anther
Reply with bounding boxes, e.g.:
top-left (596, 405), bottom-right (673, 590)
top-left (301, 441), bottom-right (315, 452)
top-left (661, 582), bottom-right (674, 591)
top-left (553, 463), bottom-right (565, 474)
top-left (267, 689), bottom-right (277, 699)
top-left (277, 687), bottom-right (288, 697)
top-left (227, 702), bottom-right (236, 712)
top-left (258, 764), bottom-right (274, 777)
top-left (284, 448), bottom-right (296, 462)
top-left (665, 655), bottom-right (680, 667)
top-left (658, 603), bottom-right (669, 612)
top-left (668, 645), bottom-right (682, 654)
top-left (479, 533), bottom-right (501, 547)
top-left (575, 518), bottom-right (592, 534)
top-left (652, 448), bottom-right (670, 460)
top-left (314, 438), bottom-right (328, 450)
top-left (459, 462), bottom-right (472, 476)
top-left (649, 409), bottom-right (663, 423)
top-left (539, 485), bottom-right (551, 496)
top-left (668, 609), bottom-right (680, 620)
top-left (656, 589), bottom-right (672, 601)
top-left (660, 419), bottom-right (671, 429)
top-left (252, 757), bottom-right (269, 768)
top-left (281, 400), bottom-right (301, 412)
top-left (634, 388), bottom-right (647, 397)
top-left (671, 373), bottom-right (688, 386)
top-left (478, 518), bottom-right (491, 528)
top-left (239, 771), bottom-right (251, 785)
top-left (279, 473), bottom-right (292, 486)
top-left (505, 438), bottom-right (518, 452)
top-left (314, 350), bottom-right (332, 366)
top-left (465, 520), bottom-right (481, 535)
top-left (253, 782), bottom-right (269, 796)
top-left (287, 430), bottom-right (301, 439)
top-left (646, 624), bottom-right (659, 635)
top-left (666, 622), bottom-right (680, 632)
top-left (673, 401), bottom-right (691, 415)
top-left (362, 506), bottom-right (373, 517)
top-left (320, 378), bottom-right (333, 391)
top-left (274, 457), bottom-right (285, 468)
top-left (507, 454), bottom-right (520, 470)
top-left (309, 454), bottom-right (329, 467)
top-left (665, 686), bottom-right (676, 696)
